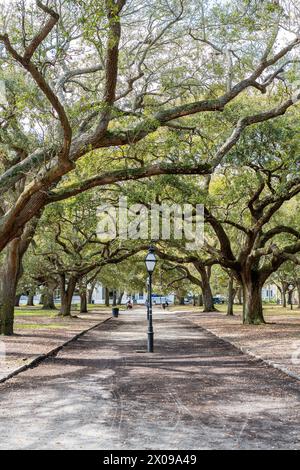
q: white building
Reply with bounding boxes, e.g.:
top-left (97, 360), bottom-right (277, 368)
top-left (261, 284), bottom-right (279, 302)
top-left (91, 284), bottom-right (175, 305)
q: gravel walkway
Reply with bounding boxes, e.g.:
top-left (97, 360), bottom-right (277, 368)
top-left (0, 310), bottom-right (300, 450)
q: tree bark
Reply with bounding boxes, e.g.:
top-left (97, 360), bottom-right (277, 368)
top-left (227, 276), bottom-right (236, 316)
top-left (42, 289), bottom-right (56, 310)
top-left (60, 275), bottom-right (77, 317)
top-left (192, 264), bottom-right (216, 312)
top-left (282, 290), bottom-right (287, 308)
top-left (242, 276), bottom-right (265, 325)
top-left (15, 294), bottom-right (21, 307)
top-left (202, 285), bottom-right (215, 312)
top-left (27, 294), bottom-right (34, 307)
top-left (199, 266), bottom-right (216, 312)
top-left (0, 215), bottom-right (39, 334)
top-left (105, 287), bottom-right (110, 307)
top-left (198, 294), bottom-right (203, 307)
top-left (281, 283), bottom-right (288, 308)
top-left (112, 290), bottom-right (117, 307)
top-left (80, 292), bottom-right (88, 313)
top-left (0, 238), bottom-right (22, 335)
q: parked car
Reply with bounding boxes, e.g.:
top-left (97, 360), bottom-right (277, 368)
top-left (213, 296), bottom-right (226, 305)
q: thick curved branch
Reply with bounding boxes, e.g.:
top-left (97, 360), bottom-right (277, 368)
top-left (259, 226), bottom-right (300, 249)
top-left (47, 162), bottom-right (212, 202)
top-left (204, 208), bottom-right (236, 263)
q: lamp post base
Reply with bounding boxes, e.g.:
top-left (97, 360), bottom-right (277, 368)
top-left (148, 331), bottom-right (154, 353)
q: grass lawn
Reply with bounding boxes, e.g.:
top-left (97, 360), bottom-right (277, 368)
top-left (14, 304), bottom-right (117, 317)
top-left (168, 303), bottom-right (300, 317)
top-left (216, 303), bottom-right (300, 317)
top-left (14, 323), bottom-right (68, 330)
top-left (15, 307), bottom-right (57, 317)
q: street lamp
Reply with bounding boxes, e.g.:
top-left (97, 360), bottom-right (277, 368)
top-left (145, 246), bottom-right (157, 352)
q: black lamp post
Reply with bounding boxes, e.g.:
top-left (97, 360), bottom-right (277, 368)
top-left (145, 246), bottom-right (157, 353)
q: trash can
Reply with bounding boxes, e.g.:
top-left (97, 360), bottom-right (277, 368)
top-left (112, 307), bottom-right (119, 318)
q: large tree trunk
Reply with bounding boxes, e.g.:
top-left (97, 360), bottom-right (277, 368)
top-left (193, 264), bottom-right (216, 312)
top-left (42, 289), bottom-right (56, 310)
top-left (227, 276), bottom-right (236, 316)
top-left (0, 217), bottom-right (39, 335)
top-left (202, 285), bottom-right (215, 312)
top-left (0, 239), bottom-right (22, 335)
top-left (112, 290), bottom-right (117, 307)
top-left (60, 275), bottom-right (77, 317)
top-left (27, 294), bottom-right (34, 307)
top-left (41, 277), bottom-right (58, 310)
top-left (105, 287), bottom-right (110, 307)
top-left (282, 290), bottom-right (287, 308)
top-left (200, 267), bottom-right (216, 312)
top-left (281, 283), bottom-right (288, 308)
top-left (80, 291), bottom-right (88, 313)
top-left (198, 294), bottom-right (203, 307)
top-left (242, 276), bottom-right (265, 325)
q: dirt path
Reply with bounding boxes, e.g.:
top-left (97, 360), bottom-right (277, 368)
top-left (0, 311), bottom-right (111, 381)
top-left (0, 311), bottom-right (300, 450)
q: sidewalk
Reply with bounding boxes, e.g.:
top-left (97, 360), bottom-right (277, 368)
top-left (0, 309), bottom-right (112, 382)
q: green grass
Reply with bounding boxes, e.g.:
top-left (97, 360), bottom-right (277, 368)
top-left (15, 323), bottom-right (68, 330)
top-left (209, 303), bottom-right (300, 316)
top-left (14, 304), bottom-right (121, 317)
top-left (169, 303), bottom-right (300, 317)
top-left (15, 307), bottom-right (57, 317)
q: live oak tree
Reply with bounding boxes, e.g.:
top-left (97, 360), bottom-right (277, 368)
top-left (271, 261), bottom-right (300, 308)
top-left (20, 250), bottom-right (59, 310)
top-left (1, 0), bottom-right (300, 334)
top-left (155, 247), bottom-right (217, 312)
top-left (0, 217), bottom-right (39, 334)
top-left (202, 120), bottom-right (300, 324)
top-left (210, 265), bottom-right (238, 316)
top-left (30, 192), bottom-right (146, 317)
top-left (270, 262), bottom-right (296, 307)
top-left (148, 114), bottom-right (300, 324)
top-left (0, 0), bottom-right (300, 254)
